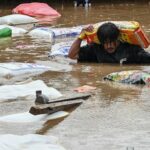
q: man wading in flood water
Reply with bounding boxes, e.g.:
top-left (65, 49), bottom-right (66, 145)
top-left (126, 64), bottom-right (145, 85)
top-left (68, 22), bottom-right (150, 64)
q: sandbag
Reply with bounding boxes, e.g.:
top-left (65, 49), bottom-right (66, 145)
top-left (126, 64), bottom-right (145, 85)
top-left (49, 41), bottom-right (87, 57)
top-left (0, 27), bottom-right (12, 38)
top-left (28, 27), bottom-right (54, 40)
top-left (0, 80), bottom-right (62, 102)
top-left (12, 2), bottom-right (61, 17)
top-left (0, 14), bottom-right (38, 25)
top-left (104, 70), bottom-right (150, 84)
top-left (28, 25), bottom-right (84, 41)
top-left (0, 25), bottom-right (27, 37)
top-left (0, 62), bottom-right (52, 78)
top-left (79, 21), bottom-right (150, 48)
top-left (50, 41), bottom-right (74, 57)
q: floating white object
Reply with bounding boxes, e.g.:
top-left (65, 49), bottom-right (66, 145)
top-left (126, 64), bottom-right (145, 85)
top-left (0, 14), bottom-right (38, 25)
top-left (0, 62), bottom-right (52, 78)
top-left (50, 41), bottom-right (73, 57)
top-left (28, 27), bottom-right (54, 40)
top-left (0, 111), bottom-right (68, 123)
top-left (28, 26), bottom-right (84, 41)
top-left (49, 41), bottom-right (87, 57)
top-left (0, 80), bottom-right (62, 102)
top-left (0, 134), bottom-right (66, 150)
top-left (0, 25), bottom-right (27, 36)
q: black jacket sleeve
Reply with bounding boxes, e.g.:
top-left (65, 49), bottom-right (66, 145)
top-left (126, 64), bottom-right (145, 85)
top-left (133, 45), bottom-right (150, 63)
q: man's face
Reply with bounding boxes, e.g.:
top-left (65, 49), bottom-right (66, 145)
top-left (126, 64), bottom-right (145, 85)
top-left (103, 40), bottom-right (119, 53)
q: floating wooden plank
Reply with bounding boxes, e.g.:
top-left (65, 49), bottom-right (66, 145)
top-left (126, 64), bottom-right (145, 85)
top-left (29, 93), bottom-right (91, 115)
top-left (29, 100), bottom-right (83, 115)
top-left (47, 93), bottom-right (91, 104)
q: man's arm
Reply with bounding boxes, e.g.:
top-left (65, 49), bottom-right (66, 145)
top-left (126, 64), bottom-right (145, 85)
top-left (68, 25), bottom-right (94, 59)
top-left (68, 38), bottom-right (82, 59)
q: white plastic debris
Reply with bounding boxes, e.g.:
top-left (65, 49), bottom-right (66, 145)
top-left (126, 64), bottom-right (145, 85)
top-left (0, 80), bottom-right (62, 102)
top-left (0, 62), bottom-right (52, 78)
top-left (0, 134), bottom-right (66, 150)
top-left (0, 111), bottom-right (69, 123)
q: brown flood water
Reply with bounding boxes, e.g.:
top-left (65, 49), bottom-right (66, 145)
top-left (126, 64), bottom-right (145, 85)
top-left (0, 2), bottom-right (150, 150)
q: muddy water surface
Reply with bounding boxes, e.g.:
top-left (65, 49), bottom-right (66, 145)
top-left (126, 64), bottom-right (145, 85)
top-left (0, 2), bottom-right (150, 150)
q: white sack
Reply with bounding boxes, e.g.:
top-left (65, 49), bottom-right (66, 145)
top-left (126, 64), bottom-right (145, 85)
top-left (0, 62), bottom-right (52, 78)
top-left (0, 134), bottom-right (66, 150)
top-left (28, 27), bottom-right (54, 41)
top-left (0, 14), bottom-right (38, 25)
top-left (50, 41), bottom-right (73, 57)
top-left (49, 26), bottom-right (83, 37)
top-left (0, 111), bottom-right (68, 123)
top-left (0, 80), bottom-right (62, 102)
top-left (28, 25), bottom-right (84, 40)
top-left (49, 41), bottom-right (87, 56)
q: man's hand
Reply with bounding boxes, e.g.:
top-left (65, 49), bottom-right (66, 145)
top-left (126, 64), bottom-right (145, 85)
top-left (79, 25), bottom-right (94, 40)
top-left (68, 25), bottom-right (94, 59)
top-left (83, 25), bottom-right (94, 32)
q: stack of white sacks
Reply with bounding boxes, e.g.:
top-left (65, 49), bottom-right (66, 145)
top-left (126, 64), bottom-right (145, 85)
top-left (0, 4), bottom-right (79, 150)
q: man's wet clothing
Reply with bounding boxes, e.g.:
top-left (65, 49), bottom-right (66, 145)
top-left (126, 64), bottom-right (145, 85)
top-left (78, 42), bottom-right (150, 64)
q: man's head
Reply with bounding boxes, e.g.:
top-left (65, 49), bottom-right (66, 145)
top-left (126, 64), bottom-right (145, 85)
top-left (97, 22), bottom-right (120, 53)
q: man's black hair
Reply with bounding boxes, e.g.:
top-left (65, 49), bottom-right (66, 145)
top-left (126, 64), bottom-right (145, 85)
top-left (97, 22), bottom-right (120, 45)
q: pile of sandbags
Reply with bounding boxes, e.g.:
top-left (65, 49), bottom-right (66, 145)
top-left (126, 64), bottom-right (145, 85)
top-left (0, 2), bottom-right (61, 38)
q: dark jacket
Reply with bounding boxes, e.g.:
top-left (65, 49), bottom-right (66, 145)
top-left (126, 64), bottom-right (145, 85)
top-left (78, 42), bottom-right (150, 64)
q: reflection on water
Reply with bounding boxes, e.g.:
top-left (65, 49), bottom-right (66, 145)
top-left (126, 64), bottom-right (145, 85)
top-left (36, 103), bottom-right (81, 135)
top-left (0, 2), bottom-right (150, 149)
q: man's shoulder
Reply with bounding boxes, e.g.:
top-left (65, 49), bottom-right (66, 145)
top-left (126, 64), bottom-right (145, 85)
top-left (119, 42), bottom-right (144, 51)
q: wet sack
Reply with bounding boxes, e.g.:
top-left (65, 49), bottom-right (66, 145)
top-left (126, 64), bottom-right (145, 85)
top-left (79, 21), bottom-right (150, 48)
top-left (103, 70), bottom-right (150, 84)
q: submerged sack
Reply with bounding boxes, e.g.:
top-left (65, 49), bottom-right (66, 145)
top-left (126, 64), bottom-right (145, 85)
top-left (28, 25), bottom-right (84, 41)
top-left (104, 70), bottom-right (150, 84)
top-left (49, 41), bottom-right (87, 57)
top-left (79, 21), bottom-right (150, 48)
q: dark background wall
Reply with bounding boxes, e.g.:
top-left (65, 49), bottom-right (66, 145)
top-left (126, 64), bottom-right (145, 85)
top-left (1, 0), bottom-right (150, 6)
